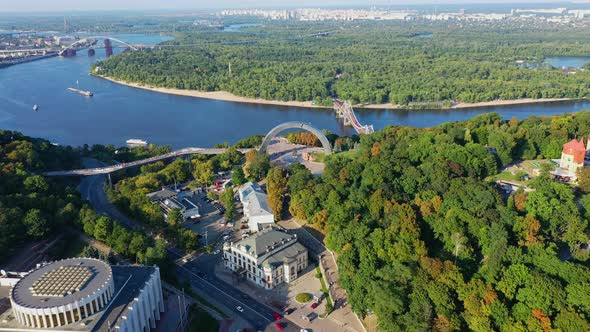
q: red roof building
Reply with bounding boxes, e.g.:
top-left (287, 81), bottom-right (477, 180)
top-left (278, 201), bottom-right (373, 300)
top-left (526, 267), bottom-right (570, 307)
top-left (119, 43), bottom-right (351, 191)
top-left (560, 138), bottom-right (588, 174)
top-left (562, 138), bottom-right (586, 163)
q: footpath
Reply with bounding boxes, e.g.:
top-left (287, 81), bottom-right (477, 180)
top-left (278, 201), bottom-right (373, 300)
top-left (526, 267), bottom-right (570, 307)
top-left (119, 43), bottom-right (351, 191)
top-left (278, 219), bottom-right (366, 332)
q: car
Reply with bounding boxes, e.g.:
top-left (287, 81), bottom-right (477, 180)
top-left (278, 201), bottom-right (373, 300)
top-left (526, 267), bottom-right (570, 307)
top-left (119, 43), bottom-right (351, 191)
top-left (223, 235), bottom-right (230, 240)
top-left (236, 306), bottom-right (244, 312)
top-left (300, 330), bottom-right (310, 332)
top-left (310, 302), bottom-right (319, 309)
top-left (272, 313), bottom-right (282, 320)
top-left (213, 249), bottom-right (220, 255)
top-left (275, 322), bottom-right (284, 330)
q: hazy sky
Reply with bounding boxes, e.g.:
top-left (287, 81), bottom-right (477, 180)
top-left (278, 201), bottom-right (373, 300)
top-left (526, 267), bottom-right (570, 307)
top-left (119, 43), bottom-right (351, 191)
top-left (0, 0), bottom-right (575, 12)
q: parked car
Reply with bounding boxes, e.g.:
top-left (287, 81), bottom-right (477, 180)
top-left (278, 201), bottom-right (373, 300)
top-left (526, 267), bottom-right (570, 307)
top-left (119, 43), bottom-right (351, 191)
top-left (236, 306), bottom-right (244, 312)
top-left (275, 322), bottom-right (284, 330)
top-left (310, 302), bottom-right (319, 309)
top-left (272, 313), bottom-right (282, 320)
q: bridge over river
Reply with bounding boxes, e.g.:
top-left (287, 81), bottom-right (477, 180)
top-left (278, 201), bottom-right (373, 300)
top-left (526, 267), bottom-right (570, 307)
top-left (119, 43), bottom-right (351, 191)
top-left (44, 121), bottom-right (342, 177)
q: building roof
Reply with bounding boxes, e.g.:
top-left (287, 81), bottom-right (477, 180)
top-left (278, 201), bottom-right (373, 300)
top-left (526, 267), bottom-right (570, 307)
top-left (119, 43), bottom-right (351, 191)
top-left (239, 182), bottom-right (273, 218)
top-left (10, 258), bottom-right (112, 309)
top-left (261, 242), bottom-right (307, 269)
top-left (563, 138), bottom-right (586, 152)
top-left (230, 229), bottom-right (304, 265)
top-left (147, 188), bottom-right (177, 201)
top-left (0, 263), bottom-right (157, 332)
top-left (562, 138), bottom-right (587, 163)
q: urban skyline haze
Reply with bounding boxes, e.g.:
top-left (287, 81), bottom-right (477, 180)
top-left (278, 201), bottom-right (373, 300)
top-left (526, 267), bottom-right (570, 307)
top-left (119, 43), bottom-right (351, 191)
top-left (0, 0), bottom-right (578, 12)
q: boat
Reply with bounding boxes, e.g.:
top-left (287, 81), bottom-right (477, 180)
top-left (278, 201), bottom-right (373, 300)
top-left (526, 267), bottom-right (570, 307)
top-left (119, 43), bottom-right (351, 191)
top-left (33, 104), bottom-right (38, 111)
top-left (67, 87), bottom-right (93, 97)
top-left (126, 139), bottom-right (148, 148)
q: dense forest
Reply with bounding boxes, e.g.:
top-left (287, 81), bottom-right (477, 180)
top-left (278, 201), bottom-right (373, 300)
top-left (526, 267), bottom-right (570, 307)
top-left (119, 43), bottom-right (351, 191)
top-left (0, 130), bottom-right (82, 263)
top-left (95, 21), bottom-right (590, 106)
top-left (263, 112), bottom-right (590, 331)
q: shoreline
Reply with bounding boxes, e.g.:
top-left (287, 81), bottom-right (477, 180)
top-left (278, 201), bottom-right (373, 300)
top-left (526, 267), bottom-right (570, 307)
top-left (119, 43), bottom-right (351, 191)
top-left (96, 75), bottom-right (583, 111)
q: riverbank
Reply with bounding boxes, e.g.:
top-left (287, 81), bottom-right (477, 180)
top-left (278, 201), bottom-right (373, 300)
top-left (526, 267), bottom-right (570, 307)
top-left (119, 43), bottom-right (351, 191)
top-left (96, 75), bottom-right (330, 108)
top-left (97, 75), bottom-right (581, 111)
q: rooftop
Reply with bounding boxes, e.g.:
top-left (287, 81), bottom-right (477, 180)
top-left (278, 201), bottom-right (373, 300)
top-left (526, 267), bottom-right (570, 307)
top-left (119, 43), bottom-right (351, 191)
top-left (239, 182), bottom-right (273, 218)
top-left (147, 188), bottom-right (177, 201)
top-left (10, 258), bottom-right (112, 309)
top-left (0, 264), bottom-right (157, 332)
top-left (230, 229), bottom-right (304, 265)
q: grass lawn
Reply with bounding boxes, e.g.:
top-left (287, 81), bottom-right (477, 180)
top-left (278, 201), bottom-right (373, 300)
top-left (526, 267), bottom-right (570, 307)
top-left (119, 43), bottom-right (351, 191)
top-left (187, 304), bottom-right (219, 332)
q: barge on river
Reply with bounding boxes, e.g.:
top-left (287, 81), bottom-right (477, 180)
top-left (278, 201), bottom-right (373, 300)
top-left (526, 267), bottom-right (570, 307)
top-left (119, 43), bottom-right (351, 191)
top-left (67, 87), bottom-right (93, 97)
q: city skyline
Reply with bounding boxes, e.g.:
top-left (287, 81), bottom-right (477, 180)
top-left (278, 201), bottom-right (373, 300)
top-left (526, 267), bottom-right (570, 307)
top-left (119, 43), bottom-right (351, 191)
top-left (0, 0), bottom-right (579, 12)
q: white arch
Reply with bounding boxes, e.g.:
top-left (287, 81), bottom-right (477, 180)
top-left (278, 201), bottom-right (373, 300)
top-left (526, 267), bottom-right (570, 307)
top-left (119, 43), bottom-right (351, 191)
top-left (59, 36), bottom-right (138, 55)
top-left (259, 121), bottom-right (332, 155)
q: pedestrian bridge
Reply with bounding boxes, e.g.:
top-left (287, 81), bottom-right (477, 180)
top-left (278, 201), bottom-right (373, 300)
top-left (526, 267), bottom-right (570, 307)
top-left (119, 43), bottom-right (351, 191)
top-left (44, 148), bottom-right (252, 176)
top-left (44, 121), bottom-right (333, 177)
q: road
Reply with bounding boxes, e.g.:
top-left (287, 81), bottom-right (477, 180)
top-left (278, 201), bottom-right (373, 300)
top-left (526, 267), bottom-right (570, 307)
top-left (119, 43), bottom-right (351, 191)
top-left (77, 158), bottom-right (301, 331)
top-left (78, 158), bottom-right (140, 231)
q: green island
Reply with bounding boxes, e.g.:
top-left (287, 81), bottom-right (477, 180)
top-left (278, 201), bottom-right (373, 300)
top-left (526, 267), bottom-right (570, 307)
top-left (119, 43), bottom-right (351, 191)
top-left (94, 21), bottom-right (590, 108)
top-left (4, 110), bottom-right (590, 330)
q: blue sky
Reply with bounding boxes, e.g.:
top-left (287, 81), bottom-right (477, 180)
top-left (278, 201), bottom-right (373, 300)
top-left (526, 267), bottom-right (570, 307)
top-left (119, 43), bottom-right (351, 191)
top-left (0, 0), bottom-right (573, 12)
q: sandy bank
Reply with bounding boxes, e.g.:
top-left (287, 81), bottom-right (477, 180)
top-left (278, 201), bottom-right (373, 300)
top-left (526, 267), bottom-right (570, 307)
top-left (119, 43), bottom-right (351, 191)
top-left (97, 75), bottom-right (581, 110)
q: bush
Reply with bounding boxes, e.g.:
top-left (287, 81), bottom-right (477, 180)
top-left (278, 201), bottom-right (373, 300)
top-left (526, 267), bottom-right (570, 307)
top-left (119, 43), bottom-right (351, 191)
top-left (295, 293), bottom-right (312, 303)
top-left (315, 272), bottom-right (322, 279)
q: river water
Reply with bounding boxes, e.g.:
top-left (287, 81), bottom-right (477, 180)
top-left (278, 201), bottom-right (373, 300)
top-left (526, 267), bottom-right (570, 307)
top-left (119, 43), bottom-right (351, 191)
top-left (1, 33), bottom-right (590, 148)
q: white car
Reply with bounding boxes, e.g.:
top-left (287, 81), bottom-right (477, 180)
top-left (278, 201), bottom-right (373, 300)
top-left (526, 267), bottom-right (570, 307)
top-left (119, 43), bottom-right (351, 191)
top-left (213, 249), bottom-right (220, 255)
top-left (236, 306), bottom-right (244, 312)
top-left (300, 330), bottom-right (310, 332)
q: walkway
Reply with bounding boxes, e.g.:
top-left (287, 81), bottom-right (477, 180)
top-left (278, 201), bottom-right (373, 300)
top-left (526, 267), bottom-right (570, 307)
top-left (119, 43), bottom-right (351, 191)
top-left (278, 219), bottom-right (366, 332)
top-left (45, 147), bottom-right (252, 176)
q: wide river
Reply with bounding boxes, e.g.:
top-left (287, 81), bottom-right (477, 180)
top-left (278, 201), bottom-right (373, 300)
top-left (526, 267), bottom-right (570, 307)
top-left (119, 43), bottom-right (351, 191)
top-left (2, 33), bottom-right (590, 149)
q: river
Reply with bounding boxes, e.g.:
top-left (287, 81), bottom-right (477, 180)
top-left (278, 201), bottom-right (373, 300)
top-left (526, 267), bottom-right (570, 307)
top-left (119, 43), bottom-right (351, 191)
top-left (1, 33), bottom-right (590, 149)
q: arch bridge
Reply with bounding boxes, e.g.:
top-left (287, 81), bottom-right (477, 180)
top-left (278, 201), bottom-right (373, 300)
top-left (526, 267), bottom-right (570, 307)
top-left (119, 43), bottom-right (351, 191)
top-left (44, 121), bottom-right (331, 177)
top-left (59, 36), bottom-right (139, 56)
top-left (259, 121), bottom-right (332, 155)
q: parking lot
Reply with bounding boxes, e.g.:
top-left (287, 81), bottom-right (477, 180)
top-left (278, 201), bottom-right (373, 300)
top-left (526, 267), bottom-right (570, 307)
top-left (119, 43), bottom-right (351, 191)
top-left (184, 190), bottom-right (247, 248)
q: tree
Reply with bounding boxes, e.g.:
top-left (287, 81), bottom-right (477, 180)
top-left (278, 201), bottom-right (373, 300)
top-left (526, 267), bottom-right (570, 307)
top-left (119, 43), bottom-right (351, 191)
top-left (232, 166), bottom-right (246, 186)
top-left (267, 167), bottom-right (288, 221)
top-left (23, 209), bottom-right (49, 238)
top-left (129, 233), bottom-right (147, 258)
top-left (23, 175), bottom-right (49, 192)
top-left (221, 186), bottom-right (235, 222)
top-left (93, 216), bottom-right (113, 242)
top-left (577, 166), bottom-right (590, 193)
top-left (193, 159), bottom-right (214, 185)
top-left (168, 208), bottom-right (183, 226)
top-left (245, 151), bottom-right (270, 181)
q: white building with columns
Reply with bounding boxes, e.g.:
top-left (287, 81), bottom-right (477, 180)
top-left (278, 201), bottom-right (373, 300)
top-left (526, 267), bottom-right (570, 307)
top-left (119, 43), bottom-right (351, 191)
top-left (0, 257), bottom-right (164, 332)
top-left (223, 228), bottom-right (308, 289)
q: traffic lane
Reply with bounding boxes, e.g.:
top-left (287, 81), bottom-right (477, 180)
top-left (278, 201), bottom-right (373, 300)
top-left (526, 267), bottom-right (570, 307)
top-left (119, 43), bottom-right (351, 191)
top-left (185, 254), bottom-right (305, 331)
top-left (175, 265), bottom-right (273, 330)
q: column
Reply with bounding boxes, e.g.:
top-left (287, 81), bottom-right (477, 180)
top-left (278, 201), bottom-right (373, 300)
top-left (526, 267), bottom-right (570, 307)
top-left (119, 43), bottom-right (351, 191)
top-left (34, 313), bottom-right (41, 328)
top-left (55, 309), bottom-right (62, 326)
top-left (41, 312), bottom-right (48, 328)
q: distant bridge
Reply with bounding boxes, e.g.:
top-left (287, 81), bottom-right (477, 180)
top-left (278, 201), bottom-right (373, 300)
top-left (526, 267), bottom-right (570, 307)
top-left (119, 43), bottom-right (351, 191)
top-left (334, 100), bottom-right (374, 135)
top-left (44, 121), bottom-right (332, 177)
top-left (59, 36), bottom-right (139, 56)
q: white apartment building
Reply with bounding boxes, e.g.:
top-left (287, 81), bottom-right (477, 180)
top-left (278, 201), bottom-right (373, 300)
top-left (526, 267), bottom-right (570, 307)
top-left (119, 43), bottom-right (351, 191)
top-left (238, 182), bottom-right (275, 232)
top-left (223, 229), bottom-right (308, 289)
